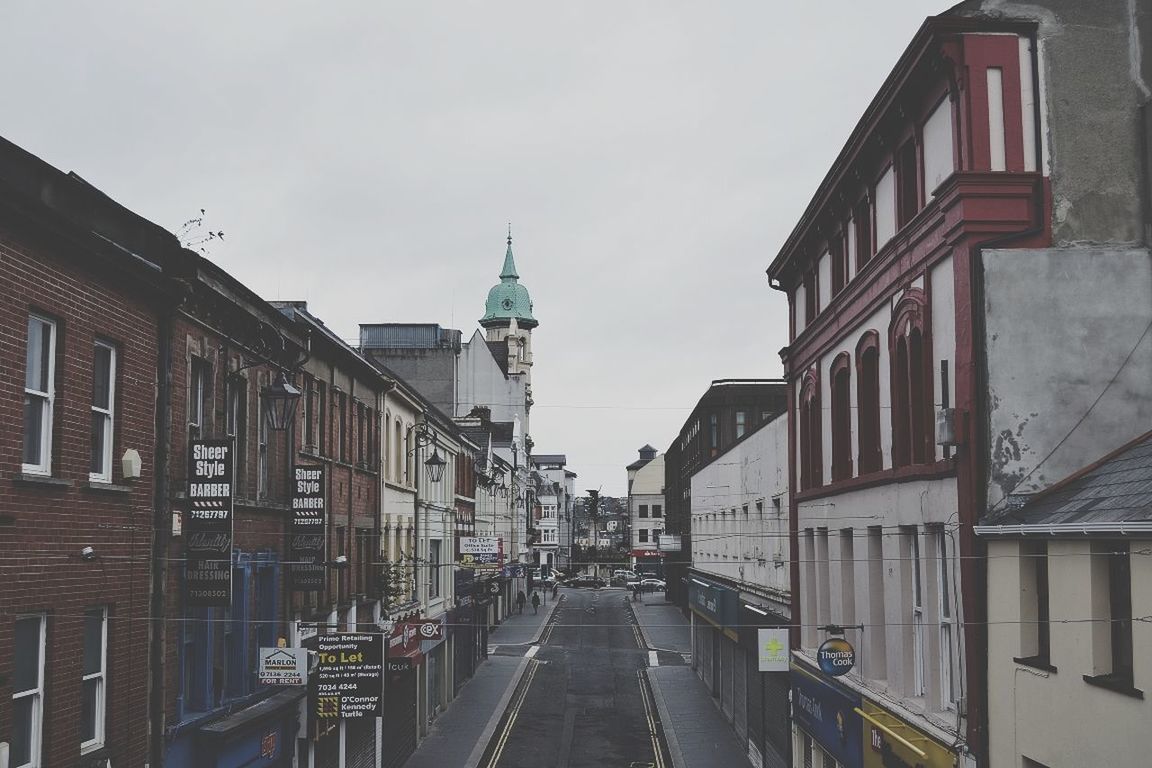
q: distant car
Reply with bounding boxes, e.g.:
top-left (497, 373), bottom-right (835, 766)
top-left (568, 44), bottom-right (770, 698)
top-left (611, 569), bottom-right (640, 586)
top-left (639, 578), bottom-right (666, 592)
top-left (568, 575), bottom-right (606, 589)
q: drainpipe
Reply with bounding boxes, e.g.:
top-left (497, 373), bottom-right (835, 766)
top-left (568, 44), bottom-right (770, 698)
top-left (149, 304), bottom-right (174, 768)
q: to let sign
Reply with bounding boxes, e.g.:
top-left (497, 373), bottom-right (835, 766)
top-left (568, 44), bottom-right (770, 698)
top-left (290, 465), bottom-right (327, 592)
top-left (186, 439), bottom-right (233, 607)
top-left (313, 634), bottom-right (383, 723)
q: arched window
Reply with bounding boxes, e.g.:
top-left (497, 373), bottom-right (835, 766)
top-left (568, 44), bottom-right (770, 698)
top-left (799, 370), bottom-right (822, 490)
top-left (890, 289), bottom-right (933, 467)
top-left (393, 420), bottom-right (403, 483)
top-left (856, 332), bottom-right (882, 475)
top-left (830, 353), bottom-right (853, 481)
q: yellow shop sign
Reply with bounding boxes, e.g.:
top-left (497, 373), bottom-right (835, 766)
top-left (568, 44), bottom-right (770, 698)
top-left (858, 701), bottom-right (957, 768)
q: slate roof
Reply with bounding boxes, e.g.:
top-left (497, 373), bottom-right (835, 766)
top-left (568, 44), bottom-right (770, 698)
top-left (980, 429), bottom-right (1152, 528)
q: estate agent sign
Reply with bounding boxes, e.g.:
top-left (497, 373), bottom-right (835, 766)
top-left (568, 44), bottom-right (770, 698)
top-left (312, 633), bottom-right (384, 721)
top-left (186, 439), bottom-right (234, 607)
top-left (258, 647), bottom-right (308, 686)
top-left (290, 465), bottom-right (327, 591)
top-left (457, 536), bottom-right (502, 568)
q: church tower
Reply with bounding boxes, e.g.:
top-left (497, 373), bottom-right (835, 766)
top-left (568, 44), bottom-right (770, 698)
top-left (480, 229), bottom-right (538, 382)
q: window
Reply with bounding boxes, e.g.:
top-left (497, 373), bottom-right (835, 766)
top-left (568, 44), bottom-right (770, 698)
top-left (830, 354), bottom-right (852, 482)
top-left (226, 373), bottom-right (247, 494)
top-left (639, 529), bottom-right (649, 543)
top-left (891, 291), bottom-right (932, 467)
top-left (856, 333), bottom-right (882, 474)
top-left (81, 607), bottom-right (107, 751)
top-left (394, 420), bottom-right (403, 483)
top-left (922, 97), bottom-right (955, 197)
top-left (1018, 541), bottom-right (1051, 667)
top-left (830, 235), bottom-right (848, 297)
top-left (317, 381), bottom-right (327, 455)
top-left (936, 529), bottom-right (957, 707)
top-left (1088, 542), bottom-right (1134, 689)
top-left (257, 391), bottom-right (269, 497)
top-left (189, 356), bottom-right (211, 440)
top-left (896, 139), bottom-right (919, 228)
top-left (639, 504), bottom-right (649, 518)
top-left (429, 539), bottom-right (442, 598)
top-left (905, 527), bottom-right (925, 696)
top-left (303, 376), bottom-right (316, 451)
top-left (652, 504), bottom-right (662, 518)
top-left (799, 372), bottom-right (822, 491)
top-left (709, 413), bottom-right (719, 455)
top-left (874, 165), bottom-right (896, 252)
top-left (90, 342), bottom-right (116, 481)
top-left (803, 270), bottom-right (818, 324)
top-left (854, 199), bottom-right (873, 272)
top-left (335, 391), bottom-right (347, 462)
top-left (356, 401), bottom-right (366, 466)
top-left (13, 614), bottom-right (46, 768)
top-left (736, 411), bottom-right (747, 439)
top-left (23, 315), bottom-right (56, 474)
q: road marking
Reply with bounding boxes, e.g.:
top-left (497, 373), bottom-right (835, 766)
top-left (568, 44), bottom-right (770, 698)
top-left (636, 670), bottom-right (666, 768)
top-left (649, 650), bottom-right (659, 667)
top-left (525, 644), bottom-right (540, 659)
top-left (483, 659), bottom-right (541, 768)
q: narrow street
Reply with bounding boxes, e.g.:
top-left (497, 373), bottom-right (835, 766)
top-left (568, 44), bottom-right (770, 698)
top-left (477, 588), bottom-right (677, 768)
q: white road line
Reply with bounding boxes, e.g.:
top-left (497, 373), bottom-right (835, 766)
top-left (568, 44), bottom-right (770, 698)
top-left (648, 650), bottom-right (659, 667)
top-left (525, 644), bottom-right (540, 659)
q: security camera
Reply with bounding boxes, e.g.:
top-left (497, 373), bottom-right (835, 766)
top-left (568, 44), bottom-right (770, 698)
top-left (81, 546), bottom-right (96, 560)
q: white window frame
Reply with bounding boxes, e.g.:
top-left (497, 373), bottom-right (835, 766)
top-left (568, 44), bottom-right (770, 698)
top-left (13, 613), bottom-right (46, 768)
top-left (909, 528), bottom-right (926, 697)
top-left (257, 390), bottom-right (269, 497)
top-left (23, 315), bottom-right (56, 475)
top-left (90, 342), bottom-right (117, 483)
top-left (189, 356), bottom-right (210, 438)
top-left (429, 539), bottom-right (442, 598)
top-left (81, 607), bottom-right (108, 753)
top-left (937, 529), bottom-right (957, 709)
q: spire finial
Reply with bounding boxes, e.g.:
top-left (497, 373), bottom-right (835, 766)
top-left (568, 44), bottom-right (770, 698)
top-left (507, 222), bottom-right (512, 247)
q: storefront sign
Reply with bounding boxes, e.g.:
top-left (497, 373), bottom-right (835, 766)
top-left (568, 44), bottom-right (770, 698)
top-left (757, 628), bottom-right (790, 672)
top-left (388, 620), bottom-right (425, 661)
top-left (458, 536), bottom-right (503, 568)
top-left (791, 663), bottom-right (863, 768)
top-left (861, 700), bottom-right (957, 768)
top-left (258, 647), bottom-right (308, 685)
top-left (186, 439), bottom-right (234, 607)
top-left (631, 549), bottom-right (661, 558)
top-left (313, 633), bottom-right (383, 721)
top-left (688, 576), bottom-right (738, 628)
top-left (817, 637), bottom-right (856, 677)
top-left (290, 465), bottom-right (327, 592)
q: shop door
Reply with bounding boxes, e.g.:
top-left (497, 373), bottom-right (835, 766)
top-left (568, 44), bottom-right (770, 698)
top-left (734, 645), bottom-right (748, 741)
top-left (747, 669), bottom-right (765, 768)
top-left (315, 730), bottom-right (339, 768)
top-left (346, 717), bottom-right (377, 768)
top-left (696, 622), bottom-right (714, 692)
top-left (762, 672), bottom-right (791, 768)
top-left (720, 636), bottom-right (734, 720)
top-left (382, 668), bottom-right (418, 768)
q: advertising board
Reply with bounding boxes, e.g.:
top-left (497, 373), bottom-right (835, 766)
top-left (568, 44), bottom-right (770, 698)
top-left (186, 439), bottom-right (233, 607)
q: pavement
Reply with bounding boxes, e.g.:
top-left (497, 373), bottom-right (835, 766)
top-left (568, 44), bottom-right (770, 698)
top-left (632, 597), bottom-right (754, 768)
top-left (401, 593), bottom-right (559, 768)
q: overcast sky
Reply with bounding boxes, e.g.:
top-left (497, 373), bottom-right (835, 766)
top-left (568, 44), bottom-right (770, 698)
top-left (3, 1), bottom-right (944, 496)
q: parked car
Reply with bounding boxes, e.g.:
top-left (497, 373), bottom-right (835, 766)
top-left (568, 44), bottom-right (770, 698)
top-left (568, 575), bottom-right (606, 589)
top-left (611, 569), bottom-right (640, 586)
top-left (639, 578), bottom-right (666, 592)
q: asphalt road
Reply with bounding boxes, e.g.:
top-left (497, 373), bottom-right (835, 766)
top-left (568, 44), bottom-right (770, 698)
top-left (477, 587), bottom-right (674, 768)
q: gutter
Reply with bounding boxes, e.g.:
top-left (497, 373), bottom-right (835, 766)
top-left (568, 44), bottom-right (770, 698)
top-left (974, 522), bottom-right (1152, 536)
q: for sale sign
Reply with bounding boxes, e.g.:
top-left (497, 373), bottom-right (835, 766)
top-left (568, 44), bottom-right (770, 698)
top-left (290, 465), bottom-right (327, 591)
top-left (186, 439), bottom-right (233, 607)
top-left (312, 634), bottom-right (384, 725)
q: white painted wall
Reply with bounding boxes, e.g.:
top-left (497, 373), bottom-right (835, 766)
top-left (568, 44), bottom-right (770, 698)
top-left (818, 251), bottom-right (831, 310)
top-left (930, 255), bottom-right (956, 463)
top-left (922, 97), bottom-right (955, 196)
top-left (986, 538), bottom-right (1152, 766)
top-left (458, 328), bottom-right (530, 433)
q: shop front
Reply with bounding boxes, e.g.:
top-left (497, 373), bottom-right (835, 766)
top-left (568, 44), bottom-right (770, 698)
top-left (859, 699), bottom-right (958, 768)
top-left (383, 620), bottom-right (424, 768)
top-left (192, 688), bottom-right (305, 768)
top-left (687, 574), bottom-right (739, 707)
top-left (791, 661), bottom-right (863, 768)
top-left (737, 601), bottom-right (791, 768)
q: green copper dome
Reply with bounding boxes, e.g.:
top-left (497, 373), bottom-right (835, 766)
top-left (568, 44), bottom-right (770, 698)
top-left (481, 234), bottom-right (537, 329)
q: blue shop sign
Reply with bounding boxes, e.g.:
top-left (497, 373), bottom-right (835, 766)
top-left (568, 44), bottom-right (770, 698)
top-left (791, 663), bottom-right (863, 768)
top-left (688, 576), bottom-right (738, 628)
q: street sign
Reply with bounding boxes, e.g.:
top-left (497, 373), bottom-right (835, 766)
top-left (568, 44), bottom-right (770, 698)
top-left (290, 465), bottom-right (327, 592)
top-left (817, 637), bottom-right (856, 676)
top-left (258, 647), bottom-right (308, 685)
top-left (758, 628), bottom-right (789, 672)
top-left (312, 634), bottom-right (384, 723)
top-left (186, 439), bottom-right (233, 607)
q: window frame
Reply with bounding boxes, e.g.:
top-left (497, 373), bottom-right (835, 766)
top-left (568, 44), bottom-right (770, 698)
top-left (89, 341), bottom-right (117, 482)
top-left (188, 356), bottom-right (212, 440)
top-left (429, 539), bottom-right (442, 598)
top-left (889, 290), bottom-right (932, 468)
top-left (906, 526), bottom-right (926, 697)
top-left (936, 529), bottom-right (957, 709)
top-left (855, 331), bottom-right (883, 475)
top-left (13, 613), bottom-right (47, 768)
top-left (23, 314), bottom-right (57, 475)
top-left (257, 388), bottom-right (270, 498)
top-left (799, 370), bottom-right (823, 491)
top-left (81, 607), bottom-right (108, 753)
top-left (830, 352), bottom-right (853, 482)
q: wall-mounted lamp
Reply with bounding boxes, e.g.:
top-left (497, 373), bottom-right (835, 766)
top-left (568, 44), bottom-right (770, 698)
top-left (262, 371), bottom-right (302, 431)
top-left (424, 448), bottom-right (447, 483)
top-left (81, 546), bottom-right (97, 561)
top-left (122, 448), bottom-right (142, 481)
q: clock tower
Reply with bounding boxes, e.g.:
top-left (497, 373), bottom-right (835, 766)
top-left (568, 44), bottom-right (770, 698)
top-left (480, 229), bottom-right (538, 381)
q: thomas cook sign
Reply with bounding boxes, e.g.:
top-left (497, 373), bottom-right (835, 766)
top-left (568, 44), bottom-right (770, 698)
top-left (817, 637), bottom-right (856, 677)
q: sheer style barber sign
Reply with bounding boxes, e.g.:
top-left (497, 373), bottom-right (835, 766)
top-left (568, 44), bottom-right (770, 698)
top-left (186, 439), bottom-right (234, 607)
top-left (291, 465), bottom-right (327, 591)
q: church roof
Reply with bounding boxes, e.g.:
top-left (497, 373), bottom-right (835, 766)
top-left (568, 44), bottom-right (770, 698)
top-left (481, 232), bottom-right (537, 329)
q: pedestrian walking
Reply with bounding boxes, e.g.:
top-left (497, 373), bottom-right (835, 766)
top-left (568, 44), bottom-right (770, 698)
top-left (632, 583), bottom-right (642, 603)
top-left (531, 592), bottom-right (541, 614)
top-left (516, 590), bottom-right (526, 615)
top-left (552, 583), bottom-right (559, 599)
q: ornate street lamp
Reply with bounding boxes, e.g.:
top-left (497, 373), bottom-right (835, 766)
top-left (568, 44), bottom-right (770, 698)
top-left (261, 371), bottom-right (302, 431)
top-left (424, 447), bottom-right (447, 483)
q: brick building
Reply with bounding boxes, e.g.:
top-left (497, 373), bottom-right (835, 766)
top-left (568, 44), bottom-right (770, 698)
top-left (0, 137), bottom-right (178, 768)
